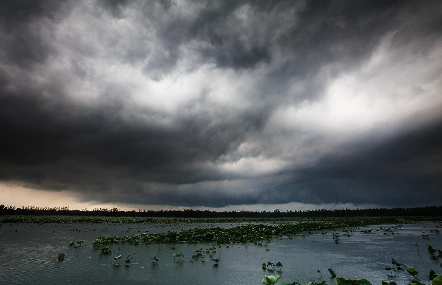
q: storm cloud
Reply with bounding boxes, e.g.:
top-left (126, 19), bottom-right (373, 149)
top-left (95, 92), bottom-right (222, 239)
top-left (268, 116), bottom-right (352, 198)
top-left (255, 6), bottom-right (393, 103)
top-left (1, 0), bottom-right (442, 209)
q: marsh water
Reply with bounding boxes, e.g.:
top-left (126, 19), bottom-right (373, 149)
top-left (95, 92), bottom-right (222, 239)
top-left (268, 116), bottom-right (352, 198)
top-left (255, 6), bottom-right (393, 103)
top-left (1, 221), bottom-right (441, 285)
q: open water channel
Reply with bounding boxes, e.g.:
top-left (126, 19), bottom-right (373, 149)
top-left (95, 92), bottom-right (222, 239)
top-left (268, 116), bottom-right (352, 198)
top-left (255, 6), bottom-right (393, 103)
top-left (1, 221), bottom-right (442, 284)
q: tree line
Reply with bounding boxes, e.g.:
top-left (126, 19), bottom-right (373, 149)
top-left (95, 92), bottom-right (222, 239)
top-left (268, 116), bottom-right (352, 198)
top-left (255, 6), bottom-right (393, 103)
top-left (0, 204), bottom-right (441, 218)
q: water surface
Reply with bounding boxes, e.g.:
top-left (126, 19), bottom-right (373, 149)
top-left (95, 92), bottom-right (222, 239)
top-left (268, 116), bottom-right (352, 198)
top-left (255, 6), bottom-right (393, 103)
top-left (1, 222), bottom-right (441, 284)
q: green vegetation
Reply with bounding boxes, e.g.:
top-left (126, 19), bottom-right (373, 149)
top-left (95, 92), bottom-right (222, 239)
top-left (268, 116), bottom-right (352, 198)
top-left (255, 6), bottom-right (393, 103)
top-left (85, 217), bottom-right (442, 285)
top-left (4, 213), bottom-right (440, 284)
top-left (0, 215), bottom-right (307, 224)
top-left (432, 275), bottom-right (442, 285)
top-left (335, 278), bottom-right (372, 285)
top-left (1, 214), bottom-right (441, 225)
top-left (99, 246), bottom-right (112, 255)
top-left (68, 240), bottom-right (84, 248)
top-left (151, 256), bottom-right (161, 265)
top-left (125, 254), bottom-right (134, 266)
top-left (263, 257), bottom-right (442, 285)
top-left (262, 262), bottom-right (283, 272)
top-left (91, 217), bottom-right (439, 246)
top-left (173, 252), bottom-right (185, 261)
top-left (3, 205), bottom-right (442, 219)
top-left (426, 244), bottom-right (442, 261)
top-left (383, 258), bottom-right (442, 285)
top-left (262, 275), bottom-right (281, 285)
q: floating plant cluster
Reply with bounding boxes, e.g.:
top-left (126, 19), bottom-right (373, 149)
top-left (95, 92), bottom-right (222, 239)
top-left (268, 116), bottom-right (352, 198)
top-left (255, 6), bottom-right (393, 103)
top-left (262, 261), bottom-right (284, 272)
top-left (91, 218), bottom-right (421, 247)
top-left (40, 216), bottom-right (442, 284)
top-left (426, 244), bottom-right (442, 262)
top-left (384, 258), bottom-right (442, 285)
top-left (263, 259), bottom-right (442, 285)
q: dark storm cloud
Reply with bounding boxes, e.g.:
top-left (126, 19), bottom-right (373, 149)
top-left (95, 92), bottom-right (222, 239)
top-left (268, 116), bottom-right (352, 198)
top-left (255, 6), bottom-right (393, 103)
top-left (0, 0), bottom-right (66, 67)
top-left (1, 0), bottom-right (442, 208)
top-left (131, 0), bottom-right (400, 84)
top-left (0, 74), bottom-right (266, 203)
top-left (0, 0), bottom-right (64, 23)
top-left (270, 118), bottom-right (442, 207)
top-left (98, 0), bottom-right (132, 18)
top-left (0, 86), bottom-right (247, 181)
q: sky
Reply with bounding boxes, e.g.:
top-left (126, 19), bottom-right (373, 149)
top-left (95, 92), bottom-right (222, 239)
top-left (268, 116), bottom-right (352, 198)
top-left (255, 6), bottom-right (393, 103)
top-left (1, 0), bottom-right (442, 211)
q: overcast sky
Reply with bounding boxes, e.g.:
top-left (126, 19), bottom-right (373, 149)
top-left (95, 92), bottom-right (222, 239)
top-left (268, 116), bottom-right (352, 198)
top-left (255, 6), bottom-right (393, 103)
top-left (1, 0), bottom-right (442, 211)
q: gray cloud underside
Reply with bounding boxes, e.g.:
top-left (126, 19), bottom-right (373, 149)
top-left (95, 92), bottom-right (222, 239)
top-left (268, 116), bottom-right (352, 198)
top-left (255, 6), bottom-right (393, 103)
top-left (1, 0), bottom-right (442, 208)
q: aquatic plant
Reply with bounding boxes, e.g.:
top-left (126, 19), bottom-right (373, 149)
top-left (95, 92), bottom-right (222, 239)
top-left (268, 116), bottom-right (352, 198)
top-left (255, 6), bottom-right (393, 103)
top-left (430, 270), bottom-right (438, 280)
top-left (89, 217), bottom-right (442, 247)
top-left (403, 264), bottom-right (418, 276)
top-left (426, 244), bottom-right (442, 261)
top-left (267, 256), bottom-right (442, 285)
top-left (173, 252), bottom-right (184, 261)
top-left (262, 262), bottom-right (283, 272)
top-left (384, 258), bottom-right (435, 285)
top-left (191, 247), bottom-right (205, 260)
top-left (275, 262), bottom-right (283, 270)
top-left (68, 240), bottom-right (84, 248)
top-left (99, 246), bottom-right (112, 255)
top-left (125, 254), bottom-right (133, 266)
top-left (263, 276), bottom-right (327, 285)
top-left (387, 259), bottom-right (418, 276)
top-left (151, 256), bottom-right (161, 265)
top-left (208, 246), bottom-right (217, 252)
top-left (433, 275), bottom-right (442, 285)
top-left (2, 214), bottom-right (441, 225)
top-left (332, 232), bottom-right (340, 244)
top-left (57, 252), bottom-right (65, 261)
top-left (336, 277), bottom-right (372, 285)
top-left (262, 275), bottom-right (281, 285)
top-left (94, 222), bottom-right (343, 246)
top-left (427, 244), bottom-right (437, 255)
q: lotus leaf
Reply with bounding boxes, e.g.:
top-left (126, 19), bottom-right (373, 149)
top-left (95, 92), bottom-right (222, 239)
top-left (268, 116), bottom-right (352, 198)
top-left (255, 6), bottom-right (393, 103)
top-left (433, 275), bottom-right (442, 285)
top-left (336, 277), bottom-right (372, 285)
top-left (275, 262), bottom-right (283, 268)
top-left (403, 264), bottom-right (418, 276)
top-left (262, 275), bottom-right (281, 285)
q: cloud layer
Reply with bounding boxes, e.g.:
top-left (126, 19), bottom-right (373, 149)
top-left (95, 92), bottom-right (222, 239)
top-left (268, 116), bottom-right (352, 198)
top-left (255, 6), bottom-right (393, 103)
top-left (1, 0), bottom-right (442, 208)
